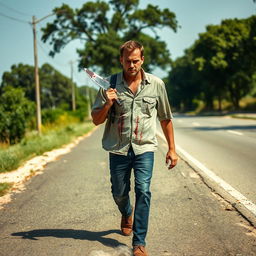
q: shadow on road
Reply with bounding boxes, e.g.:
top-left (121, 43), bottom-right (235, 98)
top-left (193, 125), bottom-right (256, 131)
top-left (12, 229), bottom-right (125, 248)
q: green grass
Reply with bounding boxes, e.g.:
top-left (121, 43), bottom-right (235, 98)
top-left (0, 120), bottom-right (95, 173)
top-left (0, 183), bottom-right (13, 197)
top-left (231, 114), bottom-right (256, 120)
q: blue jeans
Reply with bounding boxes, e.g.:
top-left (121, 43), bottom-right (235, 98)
top-left (109, 147), bottom-right (154, 246)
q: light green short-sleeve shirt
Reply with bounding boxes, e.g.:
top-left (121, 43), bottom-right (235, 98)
top-left (92, 70), bottom-right (173, 156)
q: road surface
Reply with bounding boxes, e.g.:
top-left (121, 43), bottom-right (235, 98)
top-left (171, 115), bottom-right (256, 205)
top-left (0, 125), bottom-right (255, 256)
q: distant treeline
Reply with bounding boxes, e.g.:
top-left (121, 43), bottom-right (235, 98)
top-left (165, 15), bottom-right (256, 112)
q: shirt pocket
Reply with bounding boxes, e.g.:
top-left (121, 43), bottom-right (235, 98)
top-left (110, 96), bottom-right (130, 124)
top-left (114, 96), bottom-right (131, 114)
top-left (142, 97), bottom-right (157, 117)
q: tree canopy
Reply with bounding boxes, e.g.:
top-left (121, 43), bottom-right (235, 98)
top-left (1, 63), bottom-right (74, 109)
top-left (192, 16), bottom-right (256, 109)
top-left (41, 0), bottom-right (178, 74)
top-left (167, 15), bottom-right (256, 111)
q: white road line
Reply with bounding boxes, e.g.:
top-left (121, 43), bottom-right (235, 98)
top-left (192, 122), bottom-right (200, 126)
top-left (157, 131), bottom-right (256, 217)
top-left (227, 130), bottom-right (243, 136)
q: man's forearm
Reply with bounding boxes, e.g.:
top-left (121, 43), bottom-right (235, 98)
top-left (161, 119), bottom-right (178, 169)
top-left (91, 103), bottom-right (112, 125)
top-left (160, 119), bottom-right (176, 152)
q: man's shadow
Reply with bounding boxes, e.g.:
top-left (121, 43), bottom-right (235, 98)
top-left (12, 229), bottom-right (126, 248)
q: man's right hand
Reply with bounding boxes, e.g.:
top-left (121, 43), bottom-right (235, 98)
top-left (105, 88), bottom-right (118, 107)
top-left (91, 88), bottom-right (118, 125)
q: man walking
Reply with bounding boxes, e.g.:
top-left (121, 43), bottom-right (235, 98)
top-left (91, 40), bottom-right (178, 256)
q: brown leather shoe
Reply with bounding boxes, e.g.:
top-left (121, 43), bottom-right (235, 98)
top-left (121, 211), bottom-right (133, 236)
top-left (133, 245), bottom-right (148, 256)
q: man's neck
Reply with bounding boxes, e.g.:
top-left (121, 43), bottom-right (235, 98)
top-left (124, 70), bottom-right (142, 85)
top-left (123, 70), bottom-right (143, 95)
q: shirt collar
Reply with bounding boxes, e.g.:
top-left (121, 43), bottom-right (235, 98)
top-left (118, 69), bottom-right (151, 86)
top-left (142, 70), bottom-right (151, 85)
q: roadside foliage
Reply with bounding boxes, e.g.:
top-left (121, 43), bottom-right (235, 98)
top-left (167, 15), bottom-right (256, 112)
top-left (0, 63), bottom-right (97, 145)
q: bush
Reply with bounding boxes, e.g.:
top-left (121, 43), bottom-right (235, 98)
top-left (0, 86), bottom-right (35, 144)
top-left (42, 108), bottom-right (88, 125)
top-left (68, 108), bottom-right (87, 122)
top-left (42, 108), bottom-right (65, 124)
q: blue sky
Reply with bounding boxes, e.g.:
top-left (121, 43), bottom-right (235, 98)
top-left (0, 0), bottom-right (255, 86)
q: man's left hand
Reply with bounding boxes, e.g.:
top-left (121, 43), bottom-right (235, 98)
top-left (166, 150), bottom-right (178, 169)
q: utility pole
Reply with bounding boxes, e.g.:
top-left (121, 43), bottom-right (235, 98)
top-left (31, 13), bottom-right (54, 134)
top-left (69, 61), bottom-right (76, 111)
top-left (32, 16), bottom-right (42, 134)
top-left (86, 86), bottom-right (91, 118)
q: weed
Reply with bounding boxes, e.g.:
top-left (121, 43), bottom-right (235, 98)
top-left (0, 183), bottom-right (12, 197)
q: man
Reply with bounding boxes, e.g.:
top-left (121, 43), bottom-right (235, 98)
top-left (91, 40), bottom-right (178, 256)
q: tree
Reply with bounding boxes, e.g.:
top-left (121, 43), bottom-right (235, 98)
top-left (41, 0), bottom-right (178, 75)
top-left (39, 63), bottom-right (73, 109)
top-left (192, 16), bottom-right (256, 110)
top-left (166, 15), bottom-right (256, 112)
top-left (78, 85), bottom-right (97, 106)
top-left (0, 86), bottom-right (35, 144)
top-left (166, 49), bottom-right (202, 112)
top-left (1, 64), bottom-right (35, 101)
top-left (1, 63), bottom-right (75, 110)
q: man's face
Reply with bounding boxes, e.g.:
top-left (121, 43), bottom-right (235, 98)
top-left (120, 48), bottom-right (144, 77)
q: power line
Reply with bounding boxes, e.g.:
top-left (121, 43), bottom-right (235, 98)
top-left (36, 35), bottom-right (83, 85)
top-left (0, 11), bottom-right (29, 24)
top-left (36, 30), bottom-right (70, 68)
top-left (36, 24), bottom-right (82, 70)
top-left (36, 37), bottom-right (66, 68)
top-left (0, 2), bottom-right (31, 17)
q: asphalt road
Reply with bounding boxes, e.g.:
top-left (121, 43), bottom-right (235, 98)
top-left (0, 125), bottom-right (256, 256)
top-left (171, 115), bottom-right (256, 205)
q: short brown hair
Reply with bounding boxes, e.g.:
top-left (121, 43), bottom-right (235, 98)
top-left (120, 40), bottom-right (144, 57)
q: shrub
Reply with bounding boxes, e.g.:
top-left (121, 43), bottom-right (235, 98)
top-left (68, 108), bottom-right (87, 122)
top-left (42, 108), bottom-right (65, 124)
top-left (0, 86), bottom-right (35, 144)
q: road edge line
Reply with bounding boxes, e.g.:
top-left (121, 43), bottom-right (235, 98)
top-left (0, 125), bottom-right (98, 210)
top-left (157, 130), bottom-right (256, 227)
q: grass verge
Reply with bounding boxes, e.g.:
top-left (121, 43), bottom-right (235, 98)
top-left (0, 120), bottom-right (95, 173)
top-left (0, 183), bottom-right (13, 197)
top-left (231, 114), bottom-right (256, 120)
